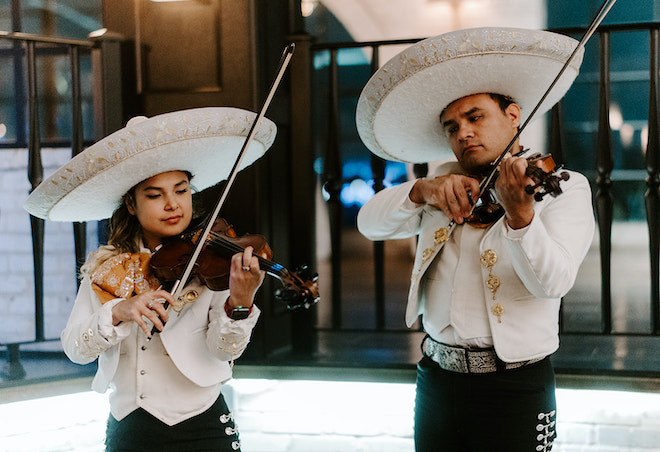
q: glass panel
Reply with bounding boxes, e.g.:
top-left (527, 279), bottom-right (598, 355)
top-left (0, 51), bottom-right (17, 143)
top-left (20, 0), bottom-right (102, 39)
top-left (37, 53), bottom-right (70, 142)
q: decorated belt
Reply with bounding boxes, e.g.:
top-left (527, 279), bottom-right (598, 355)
top-left (422, 336), bottom-right (544, 374)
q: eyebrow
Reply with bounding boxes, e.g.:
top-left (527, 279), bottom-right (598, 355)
top-left (140, 178), bottom-right (189, 192)
top-left (441, 106), bottom-right (483, 129)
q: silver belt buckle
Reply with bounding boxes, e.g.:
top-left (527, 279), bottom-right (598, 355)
top-left (425, 338), bottom-right (502, 373)
top-left (424, 337), bottom-right (544, 373)
top-left (466, 348), bottom-right (498, 374)
top-left (425, 339), bottom-right (469, 373)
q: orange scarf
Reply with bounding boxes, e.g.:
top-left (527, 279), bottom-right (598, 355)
top-left (90, 252), bottom-right (160, 304)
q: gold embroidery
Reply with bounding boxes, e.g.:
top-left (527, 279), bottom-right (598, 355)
top-left (419, 227), bottom-right (450, 271)
top-left (434, 228), bottom-right (448, 244)
top-left (91, 253), bottom-right (159, 303)
top-left (480, 249), bottom-right (497, 268)
top-left (421, 248), bottom-right (434, 264)
top-left (487, 274), bottom-right (500, 297)
top-left (481, 249), bottom-right (503, 320)
top-left (172, 289), bottom-right (199, 315)
top-left (492, 303), bottom-right (504, 323)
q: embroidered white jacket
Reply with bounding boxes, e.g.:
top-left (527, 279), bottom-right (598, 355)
top-left (357, 159), bottom-right (595, 362)
top-left (61, 269), bottom-right (259, 424)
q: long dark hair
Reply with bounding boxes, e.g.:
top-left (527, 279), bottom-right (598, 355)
top-left (107, 189), bottom-right (143, 254)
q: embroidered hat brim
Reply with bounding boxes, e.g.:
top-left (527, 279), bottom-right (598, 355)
top-left (24, 107), bottom-right (277, 221)
top-left (356, 27), bottom-right (584, 164)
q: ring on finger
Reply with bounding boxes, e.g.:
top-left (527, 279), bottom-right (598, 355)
top-left (148, 300), bottom-right (154, 309)
top-left (242, 266), bottom-right (251, 272)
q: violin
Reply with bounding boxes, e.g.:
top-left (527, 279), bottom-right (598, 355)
top-left (466, 152), bottom-right (570, 227)
top-left (150, 218), bottom-right (320, 310)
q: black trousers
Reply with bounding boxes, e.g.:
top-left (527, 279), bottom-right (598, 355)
top-left (105, 394), bottom-right (240, 452)
top-left (414, 355), bottom-right (557, 452)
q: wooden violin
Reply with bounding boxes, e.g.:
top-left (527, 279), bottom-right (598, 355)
top-left (466, 152), bottom-right (570, 227)
top-left (150, 218), bottom-right (320, 310)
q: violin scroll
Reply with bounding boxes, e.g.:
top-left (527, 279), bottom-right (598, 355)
top-left (523, 153), bottom-right (570, 202)
top-left (275, 265), bottom-right (320, 309)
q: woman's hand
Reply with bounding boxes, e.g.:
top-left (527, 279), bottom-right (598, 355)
top-left (227, 246), bottom-right (266, 309)
top-left (111, 289), bottom-right (172, 337)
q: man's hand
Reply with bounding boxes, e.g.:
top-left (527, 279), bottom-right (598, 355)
top-left (409, 174), bottom-right (481, 224)
top-left (494, 156), bottom-right (535, 229)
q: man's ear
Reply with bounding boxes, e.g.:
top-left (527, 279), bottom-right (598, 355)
top-left (505, 103), bottom-right (522, 129)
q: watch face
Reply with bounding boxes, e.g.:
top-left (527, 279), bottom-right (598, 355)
top-left (230, 307), bottom-right (251, 320)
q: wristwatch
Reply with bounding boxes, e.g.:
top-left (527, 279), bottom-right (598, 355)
top-left (225, 300), bottom-right (252, 320)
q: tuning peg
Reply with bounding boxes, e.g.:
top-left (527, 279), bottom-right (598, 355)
top-left (294, 265), bottom-right (319, 282)
top-left (534, 191), bottom-right (547, 202)
top-left (275, 288), bottom-right (299, 302)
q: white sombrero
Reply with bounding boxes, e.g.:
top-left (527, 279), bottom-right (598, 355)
top-left (356, 27), bottom-right (584, 163)
top-left (24, 107), bottom-right (276, 221)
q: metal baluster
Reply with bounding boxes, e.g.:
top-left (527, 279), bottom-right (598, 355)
top-left (595, 32), bottom-right (614, 334)
top-left (323, 48), bottom-right (343, 329)
top-left (367, 45), bottom-right (387, 331)
top-left (70, 45), bottom-right (87, 278)
top-left (646, 29), bottom-right (660, 334)
top-left (69, 45), bottom-right (87, 281)
top-left (26, 40), bottom-right (45, 342)
top-left (3, 0), bottom-right (27, 381)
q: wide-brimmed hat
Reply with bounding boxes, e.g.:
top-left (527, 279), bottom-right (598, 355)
top-left (24, 107), bottom-right (276, 221)
top-left (356, 27), bottom-right (583, 163)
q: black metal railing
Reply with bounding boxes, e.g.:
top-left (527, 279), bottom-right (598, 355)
top-left (310, 22), bottom-right (660, 373)
top-left (0, 30), bottom-right (122, 380)
top-left (5, 21), bottom-right (660, 382)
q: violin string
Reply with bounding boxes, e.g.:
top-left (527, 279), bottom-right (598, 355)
top-left (204, 232), bottom-right (312, 294)
top-left (207, 231), bottom-right (285, 278)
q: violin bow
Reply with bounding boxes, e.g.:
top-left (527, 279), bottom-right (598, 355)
top-left (442, 0), bottom-right (618, 238)
top-left (150, 43), bottom-right (295, 336)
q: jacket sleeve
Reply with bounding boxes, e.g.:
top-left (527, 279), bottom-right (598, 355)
top-left (60, 277), bottom-right (132, 365)
top-left (205, 290), bottom-right (260, 363)
top-left (503, 171), bottom-right (595, 299)
top-left (357, 179), bottom-right (425, 240)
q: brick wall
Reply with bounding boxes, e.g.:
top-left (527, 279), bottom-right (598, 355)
top-left (0, 148), bottom-right (97, 345)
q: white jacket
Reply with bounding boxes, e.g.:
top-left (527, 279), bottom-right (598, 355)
top-left (357, 159), bottom-right (595, 362)
top-left (61, 275), bottom-right (259, 393)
